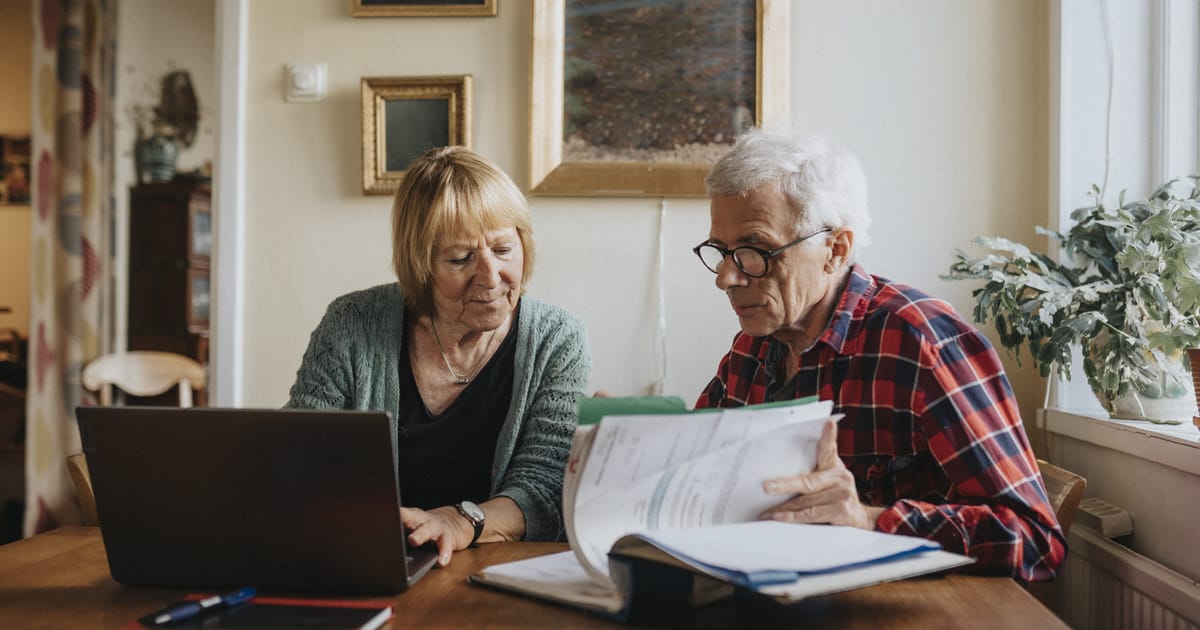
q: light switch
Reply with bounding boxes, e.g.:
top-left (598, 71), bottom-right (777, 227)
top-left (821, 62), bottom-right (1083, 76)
top-left (285, 63), bottom-right (327, 102)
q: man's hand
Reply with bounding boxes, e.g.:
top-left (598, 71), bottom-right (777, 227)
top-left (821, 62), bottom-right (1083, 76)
top-left (758, 419), bottom-right (884, 530)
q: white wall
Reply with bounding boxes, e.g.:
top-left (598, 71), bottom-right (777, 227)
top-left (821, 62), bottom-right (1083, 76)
top-left (786, 1), bottom-right (1050, 430)
top-left (234, 0), bottom-right (1049, 426)
top-left (115, 0), bottom-right (216, 181)
top-left (114, 0), bottom-right (215, 351)
top-left (237, 1), bottom-right (720, 405)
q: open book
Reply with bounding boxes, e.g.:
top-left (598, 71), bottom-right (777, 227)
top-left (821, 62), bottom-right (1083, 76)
top-left (471, 397), bottom-right (974, 620)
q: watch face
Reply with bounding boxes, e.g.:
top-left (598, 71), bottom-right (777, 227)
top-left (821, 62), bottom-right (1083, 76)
top-left (460, 501), bottom-right (485, 522)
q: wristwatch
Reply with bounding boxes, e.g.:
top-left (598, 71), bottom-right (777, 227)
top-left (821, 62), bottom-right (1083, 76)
top-left (455, 501), bottom-right (485, 547)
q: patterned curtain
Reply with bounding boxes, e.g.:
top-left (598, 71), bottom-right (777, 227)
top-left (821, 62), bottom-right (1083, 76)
top-left (24, 0), bottom-right (116, 535)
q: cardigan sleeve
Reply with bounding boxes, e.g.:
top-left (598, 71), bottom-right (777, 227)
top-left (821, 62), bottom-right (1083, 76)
top-left (285, 295), bottom-right (360, 410)
top-left (494, 309), bottom-right (591, 541)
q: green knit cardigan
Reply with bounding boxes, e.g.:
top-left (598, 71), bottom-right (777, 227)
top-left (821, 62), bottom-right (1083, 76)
top-left (286, 283), bottom-right (591, 541)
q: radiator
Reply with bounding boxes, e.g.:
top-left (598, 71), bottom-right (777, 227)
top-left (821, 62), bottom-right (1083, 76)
top-left (1059, 526), bottom-right (1200, 629)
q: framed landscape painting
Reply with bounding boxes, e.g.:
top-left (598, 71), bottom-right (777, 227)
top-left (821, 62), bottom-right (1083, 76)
top-left (529, 0), bottom-right (790, 197)
top-left (361, 75), bottom-right (472, 195)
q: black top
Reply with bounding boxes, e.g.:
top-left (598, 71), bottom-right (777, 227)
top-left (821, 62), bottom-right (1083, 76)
top-left (395, 307), bottom-right (518, 510)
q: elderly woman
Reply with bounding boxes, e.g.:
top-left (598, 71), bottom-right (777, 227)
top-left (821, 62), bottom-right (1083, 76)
top-left (287, 146), bottom-right (590, 566)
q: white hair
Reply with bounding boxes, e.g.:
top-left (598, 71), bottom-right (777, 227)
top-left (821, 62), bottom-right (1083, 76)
top-left (705, 128), bottom-right (872, 253)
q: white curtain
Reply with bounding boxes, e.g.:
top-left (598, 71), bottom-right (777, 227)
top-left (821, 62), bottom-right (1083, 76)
top-left (24, 0), bottom-right (116, 535)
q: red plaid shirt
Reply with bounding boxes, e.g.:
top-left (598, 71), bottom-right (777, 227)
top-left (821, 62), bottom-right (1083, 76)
top-left (696, 264), bottom-right (1065, 583)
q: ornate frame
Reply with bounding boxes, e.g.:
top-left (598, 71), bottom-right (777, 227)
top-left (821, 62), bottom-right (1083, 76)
top-left (350, 0), bottom-right (497, 18)
top-left (361, 75), bottom-right (472, 195)
top-left (529, 0), bottom-right (790, 197)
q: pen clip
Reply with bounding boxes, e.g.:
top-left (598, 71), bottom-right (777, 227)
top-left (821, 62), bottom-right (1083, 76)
top-left (223, 586), bottom-right (257, 607)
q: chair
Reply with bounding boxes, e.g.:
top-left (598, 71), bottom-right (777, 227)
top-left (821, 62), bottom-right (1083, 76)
top-left (80, 350), bottom-right (206, 407)
top-left (66, 454), bottom-right (98, 527)
top-left (1038, 459), bottom-right (1086, 538)
top-left (1028, 458), bottom-right (1087, 611)
top-left (69, 351), bottom-right (207, 526)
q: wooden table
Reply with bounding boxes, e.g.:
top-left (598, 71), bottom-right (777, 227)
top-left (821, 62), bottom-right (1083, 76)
top-left (0, 527), bottom-right (1067, 629)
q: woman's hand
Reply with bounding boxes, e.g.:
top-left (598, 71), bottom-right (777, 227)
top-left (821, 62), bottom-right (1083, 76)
top-left (758, 419), bottom-right (885, 530)
top-left (401, 506), bottom-right (475, 567)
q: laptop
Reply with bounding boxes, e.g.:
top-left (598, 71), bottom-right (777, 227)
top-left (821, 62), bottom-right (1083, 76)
top-left (75, 406), bottom-right (439, 595)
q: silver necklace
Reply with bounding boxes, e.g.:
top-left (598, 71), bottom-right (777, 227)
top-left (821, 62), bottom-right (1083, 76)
top-left (430, 319), bottom-right (497, 385)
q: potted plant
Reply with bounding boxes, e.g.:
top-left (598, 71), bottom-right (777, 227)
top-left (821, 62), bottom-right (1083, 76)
top-left (945, 176), bottom-right (1200, 423)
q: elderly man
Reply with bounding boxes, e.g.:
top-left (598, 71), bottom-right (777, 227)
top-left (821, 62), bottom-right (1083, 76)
top-left (692, 128), bottom-right (1065, 583)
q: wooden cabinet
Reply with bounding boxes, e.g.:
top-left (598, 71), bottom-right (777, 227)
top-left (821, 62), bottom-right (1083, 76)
top-left (0, 381), bottom-right (24, 544)
top-left (127, 182), bottom-right (211, 366)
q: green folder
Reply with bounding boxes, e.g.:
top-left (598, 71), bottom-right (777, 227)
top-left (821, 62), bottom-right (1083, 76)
top-left (577, 396), bottom-right (689, 425)
top-left (577, 395), bottom-right (820, 425)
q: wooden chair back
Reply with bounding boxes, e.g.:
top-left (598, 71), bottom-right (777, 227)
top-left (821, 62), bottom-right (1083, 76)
top-left (1037, 458), bottom-right (1086, 537)
top-left (66, 454), bottom-right (98, 527)
top-left (81, 351), bottom-right (206, 407)
top-left (71, 351), bottom-right (207, 526)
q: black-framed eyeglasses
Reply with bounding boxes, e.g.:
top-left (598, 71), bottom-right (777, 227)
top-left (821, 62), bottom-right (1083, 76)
top-left (692, 227), bottom-right (833, 278)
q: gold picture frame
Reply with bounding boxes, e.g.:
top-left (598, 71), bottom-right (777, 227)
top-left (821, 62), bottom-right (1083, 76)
top-left (530, 0), bottom-right (790, 197)
top-left (361, 75), bottom-right (472, 195)
top-left (350, 0), bottom-right (497, 18)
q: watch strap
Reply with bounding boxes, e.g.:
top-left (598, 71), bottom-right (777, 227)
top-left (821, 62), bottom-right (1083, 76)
top-left (456, 502), bottom-right (485, 547)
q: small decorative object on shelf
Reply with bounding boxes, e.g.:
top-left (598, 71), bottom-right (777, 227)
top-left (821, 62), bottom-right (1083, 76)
top-left (130, 69), bottom-right (199, 184)
top-left (945, 176), bottom-right (1200, 424)
top-left (135, 132), bottom-right (179, 182)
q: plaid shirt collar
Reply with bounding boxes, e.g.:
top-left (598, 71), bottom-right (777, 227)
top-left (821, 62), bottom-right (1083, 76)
top-left (819, 263), bottom-right (876, 354)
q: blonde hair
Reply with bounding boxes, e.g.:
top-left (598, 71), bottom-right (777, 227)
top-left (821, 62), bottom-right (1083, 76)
top-left (391, 146), bottom-right (535, 315)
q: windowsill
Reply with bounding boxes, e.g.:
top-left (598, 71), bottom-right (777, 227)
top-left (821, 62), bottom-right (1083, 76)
top-left (1038, 408), bottom-right (1200, 476)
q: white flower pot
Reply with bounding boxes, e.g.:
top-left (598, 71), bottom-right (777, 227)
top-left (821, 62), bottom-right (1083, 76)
top-left (1107, 361), bottom-right (1198, 423)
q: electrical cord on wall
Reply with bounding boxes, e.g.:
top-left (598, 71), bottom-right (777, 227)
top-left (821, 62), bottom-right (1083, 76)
top-left (651, 198), bottom-right (668, 397)
top-left (1099, 0), bottom-right (1115, 202)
